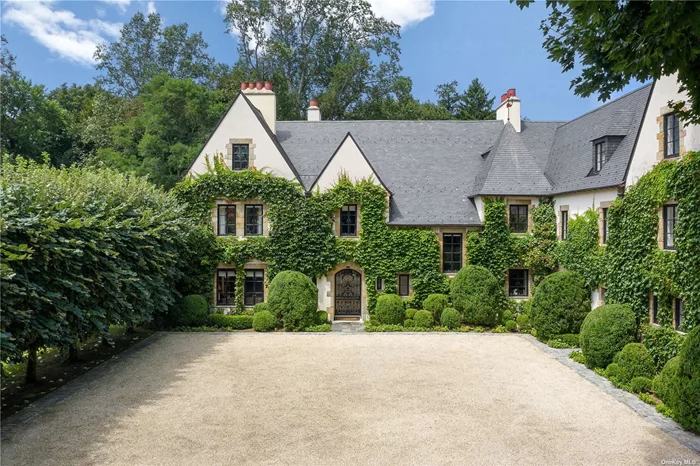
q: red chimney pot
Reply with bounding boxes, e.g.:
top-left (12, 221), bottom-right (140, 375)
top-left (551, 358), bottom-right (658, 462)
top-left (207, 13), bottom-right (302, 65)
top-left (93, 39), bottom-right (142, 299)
top-left (507, 88), bottom-right (516, 97)
top-left (310, 99), bottom-right (319, 107)
top-left (248, 82), bottom-right (255, 89)
top-left (264, 81), bottom-right (272, 90)
top-left (241, 82), bottom-right (248, 91)
top-left (255, 81), bottom-right (263, 90)
top-left (501, 93), bottom-right (508, 103)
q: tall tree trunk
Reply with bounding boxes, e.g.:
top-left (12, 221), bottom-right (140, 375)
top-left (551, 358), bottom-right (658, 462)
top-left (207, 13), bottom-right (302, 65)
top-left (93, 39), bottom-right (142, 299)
top-left (25, 346), bottom-right (38, 384)
top-left (68, 344), bottom-right (79, 362)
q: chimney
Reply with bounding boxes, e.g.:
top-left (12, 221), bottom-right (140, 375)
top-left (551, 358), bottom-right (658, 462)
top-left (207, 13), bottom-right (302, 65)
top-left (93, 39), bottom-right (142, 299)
top-left (307, 99), bottom-right (321, 122)
top-left (496, 88), bottom-right (521, 132)
top-left (241, 81), bottom-right (277, 133)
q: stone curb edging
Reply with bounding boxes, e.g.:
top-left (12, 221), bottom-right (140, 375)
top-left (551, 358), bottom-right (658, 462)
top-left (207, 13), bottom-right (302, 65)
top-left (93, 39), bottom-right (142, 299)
top-left (519, 333), bottom-right (700, 455)
top-left (1, 333), bottom-right (164, 440)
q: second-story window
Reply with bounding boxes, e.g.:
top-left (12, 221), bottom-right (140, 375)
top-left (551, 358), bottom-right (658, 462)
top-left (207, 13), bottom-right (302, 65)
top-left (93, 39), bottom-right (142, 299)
top-left (674, 298), bottom-right (684, 330)
top-left (340, 204), bottom-right (357, 237)
top-left (245, 204), bottom-right (263, 236)
top-left (217, 205), bottom-right (236, 236)
top-left (594, 141), bottom-right (605, 172)
top-left (509, 205), bottom-right (528, 233)
top-left (663, 204), bottom-right (677, 250)
top-left (561, 211), bottom-right (568, 241)
top-left (233, 144), bottom-right (249, 170)
top-left (602, 208), bottom-right (608, 244)
top-left (664, 113), bottom-right (680, 158)
top-left (442, 233), bottom-right (462, 273)
top-left (398, 274), bottom-right (410, 297)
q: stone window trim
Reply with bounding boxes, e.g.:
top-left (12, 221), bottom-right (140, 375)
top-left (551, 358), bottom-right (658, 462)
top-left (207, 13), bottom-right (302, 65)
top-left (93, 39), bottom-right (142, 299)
top-left (505, 198), bottom-right (535, 234)
top-left (216, 269), bottom-right (236, 306)
top-left (598, 201), bottom-right (613, 245)
top-left (656, 106), bottom-right (687, 162)
top-left (211, 199), bottom-right (269, 238)
top-left (213, 261), bottom-right (268, 310)
top-left (217, 205), bottom-right (236, 236)
top-left (225, 138), bottom-right (256, 170)
top-left (334, 204), bottom-right (361, 238)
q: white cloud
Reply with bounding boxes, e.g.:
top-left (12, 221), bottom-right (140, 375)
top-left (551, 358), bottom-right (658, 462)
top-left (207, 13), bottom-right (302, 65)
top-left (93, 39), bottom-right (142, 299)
top-left (3, 0), bottom-right (123, 66)
top-left (99, 0), bottom-right (131, 13)
top-left (368, 0), bottom-right (435, 28)
top-left (147, 1), bottom-right (157, 15)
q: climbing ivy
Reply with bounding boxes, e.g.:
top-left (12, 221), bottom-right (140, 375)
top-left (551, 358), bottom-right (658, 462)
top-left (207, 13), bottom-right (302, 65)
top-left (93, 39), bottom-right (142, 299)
top-left (466, 198), bottom-right (519, 283)
top-left (525, 198), bottom-right (558, 286)
top-left (556, 209), bottom-right (604, 290)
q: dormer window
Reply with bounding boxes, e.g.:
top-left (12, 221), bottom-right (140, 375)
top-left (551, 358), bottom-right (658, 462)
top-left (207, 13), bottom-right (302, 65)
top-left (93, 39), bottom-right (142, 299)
top-left (664, 113), bottom-right (680, 158)
top-left (594, 141), bottom-right (605, 172)
top-left (232, 144), bottom-right (249, 170)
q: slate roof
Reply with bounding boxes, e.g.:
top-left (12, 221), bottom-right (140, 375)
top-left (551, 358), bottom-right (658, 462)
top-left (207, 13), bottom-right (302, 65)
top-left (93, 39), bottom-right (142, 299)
top-left (272, 84), bottom-right (652, 225)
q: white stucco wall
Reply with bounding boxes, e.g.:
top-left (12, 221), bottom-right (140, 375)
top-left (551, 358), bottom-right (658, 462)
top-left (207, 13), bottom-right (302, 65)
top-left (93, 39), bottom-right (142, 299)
top-left (626, 74), bottom-right (700, 189)
top-left (553, 188), bottom-right (618, 222)
top-left (317, 275), bottom-right (331, 314)
top-left (312, 135), bottom-right (382, 192)
top-left (187, 95), bottom-right (297, 180)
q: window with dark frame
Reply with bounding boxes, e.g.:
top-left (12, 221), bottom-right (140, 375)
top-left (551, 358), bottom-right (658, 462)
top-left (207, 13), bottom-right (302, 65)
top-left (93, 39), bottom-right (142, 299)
top-left (652, 295), bottom-right (658, 324)
top-left (232, 144), bottom-right (249, 170)
top-left (602, 208), bottom-right (608, 244)
top-left (675, 298), bottom-right (684, 330)
top-left (442, 233), bottom-right (463, 273)
top-left (594, 141), bottom-right (605, 172)
top-left (664, 113), bottom-right (680, 158)
top-left (508, 269), bottom-right (528, 297)
top-left (663, 204), bottom-right (677, 250)
top-left (244, 269), bottom-right (264, 306)
top-left (217, 205), bottom-right (236, 236)
top-left (245, 204), bottom-right (263, 236)
top-left (509, 205), bottom-right (528, 233)
top-left (376, 277), bottom-right (383, 291)
top-left (340, 204), bottom-right (358, 237)
top-left (216, 269), bottom-right (236, 305)
top-left (398, 274), bottom-right (410, 297)
top-left (561, 211), bottom-right (568, 241)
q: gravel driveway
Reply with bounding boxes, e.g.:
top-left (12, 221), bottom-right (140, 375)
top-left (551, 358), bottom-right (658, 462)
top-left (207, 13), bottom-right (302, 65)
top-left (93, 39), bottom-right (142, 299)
top-left (2, 332), bottom-right (698, 465)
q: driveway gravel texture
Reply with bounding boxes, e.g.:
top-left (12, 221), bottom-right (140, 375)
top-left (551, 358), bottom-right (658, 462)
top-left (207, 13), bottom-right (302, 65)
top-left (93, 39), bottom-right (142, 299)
top-left (2, 332), bottom-right (699, 466)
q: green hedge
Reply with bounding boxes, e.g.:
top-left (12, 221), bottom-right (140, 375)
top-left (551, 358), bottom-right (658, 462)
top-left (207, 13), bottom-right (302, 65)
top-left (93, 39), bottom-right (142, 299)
top-left (253, 311), bottom-right (276, 332)
top-left (450, 265), bottom-right (503, 326)
top-left (208, 314), bottom-right (254, 329)
top-left (376, 294), bottom-right (404, 325)
top-left (171, 295), bottom-right (209, 327)
top-left (580, 304), bottom-right (636, 369)
top-left (653, 356), bottom-right (680, 409)
top-left (267, 271), bottom-right (318, 331)
top-left (673, 326), bottom-right (700, 432)
top-left (641, 324), bottom-right (685, 372)
top-left (530, 271), bottom-right (590, 340)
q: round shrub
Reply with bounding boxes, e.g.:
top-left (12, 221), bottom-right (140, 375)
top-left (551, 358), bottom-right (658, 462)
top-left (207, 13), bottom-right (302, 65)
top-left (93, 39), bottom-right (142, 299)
top-left (516, 314), bottom-right (530, 330)
top-left (673, 326), bottom-right (700, 432)
top-left (316, 311), bottom-right (328, 324)
top-left (404, 319), bottom-right (414, 328)
top-left (440, 308), bottom-right (461, 330)
top-left (253, 310), bottom-right (275, 332)
top-left (529, 271), bottom-right (590, 340)
top-left (423, 294), bottom-right (448, 323)
top-left (641, 324), bottom-right (686, 372)
top-left (253, 302), bottom-right (269, 313)
top-left (612, 343), bottom-right (656, 383)
top-left (405, 308), bottom-right (418, 320)
top-left (605, 362), bottom-right (622, 380)
top-left (450, 265), bottom-right (503, 326)
top-left (267, 271), bottom-right (318, 331)
top-left (580, 304), bottom-right (637, 369)
top-left (505, 320), bottom-right (517, 332)
top-left (376, 294), bottom-right (404, 325)
top-left (629, 376), bottom-right (652, 394)
top-left (170, 294), bottom-right (208, 327)
top-left (653, 356), bottom-right (680, 408)
top-left (413, 310), bottom-right (434, 329)
top-left (502, 310), bottom-right (513, 324)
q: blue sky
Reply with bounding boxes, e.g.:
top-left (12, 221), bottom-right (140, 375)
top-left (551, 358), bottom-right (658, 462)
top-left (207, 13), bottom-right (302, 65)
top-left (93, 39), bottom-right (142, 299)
top-left (2, 0), bottom-right (643, 121)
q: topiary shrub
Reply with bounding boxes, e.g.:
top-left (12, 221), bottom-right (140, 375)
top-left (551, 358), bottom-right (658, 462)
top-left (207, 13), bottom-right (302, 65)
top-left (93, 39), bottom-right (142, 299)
top-left (170, 294), bottom-right (208, 327)
top-left (405, 308), bottom-right (418, 320)
top-left (316, 311), bottom-right (329, 324)
top-left (267, 271), bottom-right (318, 331)
top-left (653, 356), bottom-right (680, 408)
top-left (605, 362), bottom-right (622, 380)
top-left (253, 311), bottom-right (276, 332)
top-left (516, 314), bottom-right (530, 331)
top-left (423, 294), bottom-right (448, 323)
top-left (376, 294), bottom-right (404, 325)
top-left (505, 320), bottom-right (517, 332)
top-left (413, 310), bottom-right (434, 329)
top-left (440, 308), bottom-right (461, 330)
top-left (529, 271), bottom-right (590, 340)
top-left (612, 343), bottom-right (656, 383)
top-left (404, 319), bottom-right (414, 328)
top-left (673, 326), bottom-right (700, 432)
top-left (450, 265), bottom-right (503, 326)
top-left (253, 302), bottom-right (270, 314)
top-left (502, 310), bottom-right (513, 325)
top-left (641, 324), bottom-right (685, 372)
top-left (580, 304), bottom-right (636, 369)
top-left (629, 376), bottom-right (652, 394)
top-left (208, 314), bottom-right (254, 329)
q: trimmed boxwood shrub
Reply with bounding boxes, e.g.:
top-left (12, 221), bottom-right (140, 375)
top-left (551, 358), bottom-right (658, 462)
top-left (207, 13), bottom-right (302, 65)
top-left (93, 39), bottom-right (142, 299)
top-left (404, 319), bottom-right (414, 328)
top-left (629, 376), bottom-right (652, 394)
top-left (673, 326), bottom-right (700, 432)
top-left (612, 343), bottom-right (656, 383)
top-left (376, 294), bottom-right (404, 325)
top-left (653, 356), bottom-right (680, 408)
top-left (413, 310), bottom-right (434, 329)
top-left (529, 271), bottom-right (590, 340)
top-left (505, 320), bottom-right (517, 332)
top-left (641, 324), bottom-right (685, 371)
top-left (253, 302), bottom-right (270, 313)
top-left (208, 314), bottom-right (254, 329)
top-left (405, 308), bottom-right (418, 320)
top-left (605, 362), bottom-right (622, 380)
top-left (423, 294), bottom-right (448, 323)
top-left (516, 314), bottom-right (530, 330)
top-left (253, 311), bottom-right (276, 332)
top-left (580, 304), bottom-right (636, 369)
top-left (170, 294), bottom-right (208, 327)
top-left (450, 265), bottom-right (503, 326)
top-left (267, 271), bottom-right (318, 331)
top-left (440, 308), bottom-right (461, 330)
top-left (501, 310), bottom-right (513, 325)
top-left (316, 311), bottom-right (329, 324)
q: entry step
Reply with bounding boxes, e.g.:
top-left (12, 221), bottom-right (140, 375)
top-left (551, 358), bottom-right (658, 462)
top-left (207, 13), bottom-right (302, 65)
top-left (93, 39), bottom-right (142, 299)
top-left (331, 321), bottom-right (365, 333)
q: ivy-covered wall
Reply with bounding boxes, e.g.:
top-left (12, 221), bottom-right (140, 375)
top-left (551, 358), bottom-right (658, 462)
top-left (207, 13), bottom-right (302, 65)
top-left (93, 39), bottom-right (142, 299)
top-left (174, 161), bottom-right (447, 313)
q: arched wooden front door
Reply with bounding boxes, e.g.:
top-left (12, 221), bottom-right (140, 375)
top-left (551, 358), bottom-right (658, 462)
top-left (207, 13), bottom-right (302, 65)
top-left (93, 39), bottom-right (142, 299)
top-left (335, 269), bottom-right (362, 318)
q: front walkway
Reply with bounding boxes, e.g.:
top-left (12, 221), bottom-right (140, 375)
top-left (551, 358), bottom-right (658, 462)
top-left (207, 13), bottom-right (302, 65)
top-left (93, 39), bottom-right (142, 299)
top-left (2, 333), bottom-right (698, 465)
